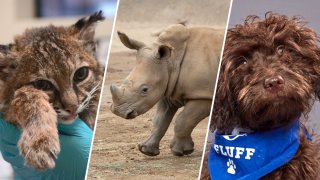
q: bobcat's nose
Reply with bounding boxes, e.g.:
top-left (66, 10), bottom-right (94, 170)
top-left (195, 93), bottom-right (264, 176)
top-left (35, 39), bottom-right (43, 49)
top-left (61, 88), bottom-right (78, 115)
top-left (65, 106), bottom-right (78, 115)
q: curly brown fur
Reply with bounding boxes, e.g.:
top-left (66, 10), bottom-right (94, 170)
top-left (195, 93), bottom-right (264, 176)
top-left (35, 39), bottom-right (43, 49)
top-left (201, 12), bottom-right (320, 179)
top-left (200, 142), bottom-right (211, 180)
top-left (0, 11), bottom-right (104, 169)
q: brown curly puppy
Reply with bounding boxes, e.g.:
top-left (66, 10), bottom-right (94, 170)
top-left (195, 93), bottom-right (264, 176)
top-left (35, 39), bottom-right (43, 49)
top-left (201, 13), bottom-right (320, 179)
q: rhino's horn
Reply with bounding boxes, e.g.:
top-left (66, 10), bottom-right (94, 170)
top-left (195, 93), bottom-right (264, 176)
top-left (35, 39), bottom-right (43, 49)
top-left (110, 84), bottom-right (122, 102)
top-left (117, 31), bottom-right (145, 50)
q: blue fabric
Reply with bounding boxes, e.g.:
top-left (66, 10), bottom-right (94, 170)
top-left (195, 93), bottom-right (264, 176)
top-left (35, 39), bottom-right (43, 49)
top-left (208, 119), bottom-right (301, 180)
top-left (0, 113), bottom-right (93, 180)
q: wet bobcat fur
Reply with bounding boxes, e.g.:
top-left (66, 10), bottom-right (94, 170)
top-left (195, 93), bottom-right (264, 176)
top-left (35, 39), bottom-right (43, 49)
top-left (0, 11), bottom-right (104, 169)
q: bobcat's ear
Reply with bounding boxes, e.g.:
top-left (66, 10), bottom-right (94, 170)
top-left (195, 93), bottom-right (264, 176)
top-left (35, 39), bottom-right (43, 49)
top-left (72, 11), bottom-right (105, 56)
top-left (0, 44), bottom-right (17, 82)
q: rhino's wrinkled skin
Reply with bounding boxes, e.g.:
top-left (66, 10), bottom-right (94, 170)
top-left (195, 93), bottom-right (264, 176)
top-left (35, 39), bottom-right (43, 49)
top-left (110, 24), bottom-right (223, 156)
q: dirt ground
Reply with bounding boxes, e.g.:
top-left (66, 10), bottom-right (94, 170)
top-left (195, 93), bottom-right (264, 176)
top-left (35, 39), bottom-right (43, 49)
top-left (87, 0), bottom-right (231, 179)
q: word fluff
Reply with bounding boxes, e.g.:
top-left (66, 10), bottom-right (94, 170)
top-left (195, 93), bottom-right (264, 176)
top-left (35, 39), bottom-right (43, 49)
top-left (213, 144), bottom-right (255, 160)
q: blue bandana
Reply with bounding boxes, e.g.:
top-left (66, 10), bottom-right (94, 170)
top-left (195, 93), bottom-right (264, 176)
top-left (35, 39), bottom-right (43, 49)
top-left (208, 119), bottom-right (303, 180)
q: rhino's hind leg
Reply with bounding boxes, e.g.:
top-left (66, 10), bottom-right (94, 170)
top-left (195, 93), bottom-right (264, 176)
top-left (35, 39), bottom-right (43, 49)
top-left (170, 100), bottom-right (211, 156)
top-left (138, 98), bottom-right (178, 156)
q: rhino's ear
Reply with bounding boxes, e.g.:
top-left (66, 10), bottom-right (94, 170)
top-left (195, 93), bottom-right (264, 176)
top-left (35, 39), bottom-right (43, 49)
top-left (0, 44), bottom-right (17, 82)
top-left (72, 11), bottom-right (105, 55)
top-left (117, 31), bottom-right (145, 50)
top-left (155, 45), bottom-right (172, 60)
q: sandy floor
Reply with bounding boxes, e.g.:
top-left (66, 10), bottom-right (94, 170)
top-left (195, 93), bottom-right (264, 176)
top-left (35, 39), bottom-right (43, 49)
top-left (87, 0), bottom-right (231, 179)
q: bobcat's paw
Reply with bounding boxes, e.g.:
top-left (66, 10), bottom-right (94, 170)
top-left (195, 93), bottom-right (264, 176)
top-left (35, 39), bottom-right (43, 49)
top-left (19, 132), bottom-right (60, 169)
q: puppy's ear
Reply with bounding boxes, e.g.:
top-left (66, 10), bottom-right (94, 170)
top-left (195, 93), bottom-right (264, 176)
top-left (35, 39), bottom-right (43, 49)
top-left (71, 11), bottom-right (105, 56)
top-left (210, 48), bottom-right (240, 133)
top-left (292, 24), bottom-right (320, 100)
top-left (0, 44), bottom-right (17, 82)
top-left (211, 76), bottom-right (238, 133)
top-left (312, 49), bottom-right (320, 100)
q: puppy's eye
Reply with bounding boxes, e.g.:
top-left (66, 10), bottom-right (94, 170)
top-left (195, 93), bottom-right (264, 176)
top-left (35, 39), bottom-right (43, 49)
top-left (34, 80), bottom-right (54, 91)
top-left (238, 56), bottom-right (248, 66)
top-left (277, 45), bottom-right (285, 55)
top-left (74, 67), bottom-right (89, 82)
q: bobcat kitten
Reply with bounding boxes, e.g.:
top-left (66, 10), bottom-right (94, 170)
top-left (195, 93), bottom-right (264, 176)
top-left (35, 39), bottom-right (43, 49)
top-left (0, 11), bottom-right (104, 169)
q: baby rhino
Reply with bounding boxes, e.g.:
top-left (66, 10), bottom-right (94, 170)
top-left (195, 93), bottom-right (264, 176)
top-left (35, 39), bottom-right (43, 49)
top-left (110, 23), bottom-right (224, 156)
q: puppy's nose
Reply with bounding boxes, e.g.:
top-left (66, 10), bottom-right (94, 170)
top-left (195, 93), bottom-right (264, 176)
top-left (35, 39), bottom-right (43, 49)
top-left (264, 75), bottom-right (284, 91)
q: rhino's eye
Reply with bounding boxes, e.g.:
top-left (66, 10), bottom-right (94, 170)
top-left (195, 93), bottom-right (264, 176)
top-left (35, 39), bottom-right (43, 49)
top-left (140, 86), bottom-right (149, 96)
top-left (34, 80), bottom-right (54, 91)
top-left (142, 87), bottom-right (148, 93)
top-left (74, 67), bottom-right (89, 82)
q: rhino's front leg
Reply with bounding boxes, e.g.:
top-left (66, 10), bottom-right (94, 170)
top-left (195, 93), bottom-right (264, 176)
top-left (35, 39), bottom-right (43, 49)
top-left (138, 98), bottom-right (178, 156)
top-left (170, 100), bottom-right (211, 156)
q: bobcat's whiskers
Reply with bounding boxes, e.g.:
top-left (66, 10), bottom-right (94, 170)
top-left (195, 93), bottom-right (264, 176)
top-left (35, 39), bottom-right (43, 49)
top-left (76, 83), bottom-right (100, 114)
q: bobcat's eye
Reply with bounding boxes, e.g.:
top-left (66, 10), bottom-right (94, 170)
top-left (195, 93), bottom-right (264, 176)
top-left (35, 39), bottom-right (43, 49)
top-left (74, 67), bottom-right (89, 82)
top-left (34, 80), bottom-right (54, 91)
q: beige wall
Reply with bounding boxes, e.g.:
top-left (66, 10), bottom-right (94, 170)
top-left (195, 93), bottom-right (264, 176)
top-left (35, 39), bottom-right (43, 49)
top-left (0, 0), bottom-right (114, 44)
